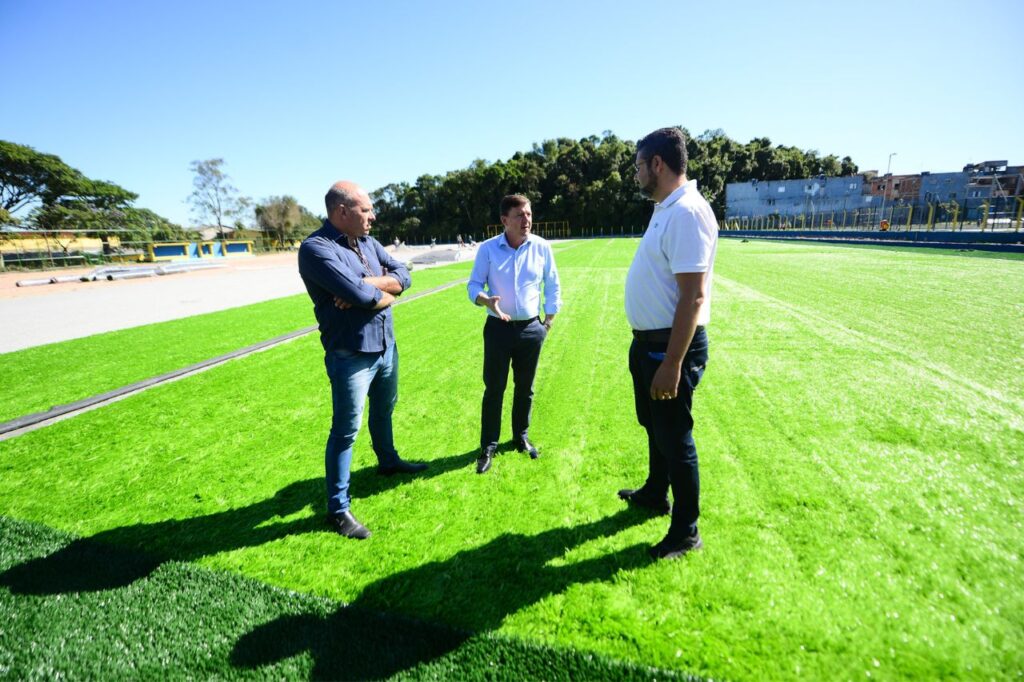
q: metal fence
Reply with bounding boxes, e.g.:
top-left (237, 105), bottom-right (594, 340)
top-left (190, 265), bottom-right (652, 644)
top-left (722, 197), bottom-right (1024, 233)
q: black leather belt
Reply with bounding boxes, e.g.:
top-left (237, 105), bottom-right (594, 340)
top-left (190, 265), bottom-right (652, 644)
top-left (632, 326), bottom-right (703, 343)
top-left (488, 316), bottom-right (538, 327)
top-left (508, 317), bottom-right (539, 327)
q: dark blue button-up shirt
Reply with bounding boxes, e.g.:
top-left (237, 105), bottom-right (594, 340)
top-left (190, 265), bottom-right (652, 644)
top-left (298, 221), bottom-right (412, 354)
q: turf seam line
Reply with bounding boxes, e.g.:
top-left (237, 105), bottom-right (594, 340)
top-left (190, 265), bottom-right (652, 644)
top-left (0, 278), bottom-right (468, 440)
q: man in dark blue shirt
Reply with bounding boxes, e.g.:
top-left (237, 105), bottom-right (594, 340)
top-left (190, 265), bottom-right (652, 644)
top-left (298, 180), bottom-right (427, 540)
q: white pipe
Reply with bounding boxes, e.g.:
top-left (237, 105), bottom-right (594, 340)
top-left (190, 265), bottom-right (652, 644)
top-left (107, 270), bottom-right (157, 281)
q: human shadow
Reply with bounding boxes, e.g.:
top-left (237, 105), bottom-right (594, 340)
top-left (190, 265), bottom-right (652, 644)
top-left (348, 446), bottom-right (479, 497)
top-left (232, 508), bottom-right (652, 680)
top-left (0, 447), bottom-right (480, 595)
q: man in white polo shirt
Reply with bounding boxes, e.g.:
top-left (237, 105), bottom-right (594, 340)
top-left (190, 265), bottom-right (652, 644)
top-left (620, 127), bottom-right (718, 560)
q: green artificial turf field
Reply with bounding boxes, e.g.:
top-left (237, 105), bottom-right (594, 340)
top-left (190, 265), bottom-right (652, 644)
top-left (1, 238), bottom-right (1021, 680)
top-left (0, 260), bottom-right (473, 425)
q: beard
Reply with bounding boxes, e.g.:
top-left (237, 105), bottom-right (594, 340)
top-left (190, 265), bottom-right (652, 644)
top-left (639, 175), bottom-right (657, 197)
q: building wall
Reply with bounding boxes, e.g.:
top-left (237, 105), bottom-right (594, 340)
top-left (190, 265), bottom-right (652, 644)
top-left (919, 172), bottom-right (969, 203)
top-left (726, 175), bottom-right (874, 218)
top-left (726, 162), bottom-right (1022, 219)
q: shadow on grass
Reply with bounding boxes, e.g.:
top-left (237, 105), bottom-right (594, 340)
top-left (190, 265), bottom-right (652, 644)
top-left (232, 508), bottom-right (652, 679)
top-left (1, 448), bottom-right (665, 679)
top-left (0, 447), bottom-right (480, 595)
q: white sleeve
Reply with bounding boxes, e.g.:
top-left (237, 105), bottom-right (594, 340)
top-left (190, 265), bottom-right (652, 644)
top-left (663, 207), bottom-right (714, 274)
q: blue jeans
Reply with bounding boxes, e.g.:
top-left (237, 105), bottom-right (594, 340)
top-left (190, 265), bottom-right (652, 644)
top-left (628, 327), bottom-right (708, 539)
top-left (324, 344), bottom-right (400, 515)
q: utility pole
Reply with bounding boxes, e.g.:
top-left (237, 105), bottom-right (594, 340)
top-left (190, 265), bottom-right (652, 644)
top-left (878, 152), bottom-right (897, 226)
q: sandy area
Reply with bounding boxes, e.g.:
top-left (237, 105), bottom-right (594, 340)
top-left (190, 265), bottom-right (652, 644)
top-left (0, 244), bottom-right (475, 353)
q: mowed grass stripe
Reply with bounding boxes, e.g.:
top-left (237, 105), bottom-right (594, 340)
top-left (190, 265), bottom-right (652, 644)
top-left (715, 273), bottom-right (1024, 421)
top-left (0, 260), bottom-right (474, 425)
top-left (714, 240), bottom-right (1024, 412)
top-left (1, 239), bottom-right (1021, 680)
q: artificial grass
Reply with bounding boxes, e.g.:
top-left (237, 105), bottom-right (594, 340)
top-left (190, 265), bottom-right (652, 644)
top-left (0, 261), bottom-right (473, 425)
top-left (1, 239), bottom-right (1022, 679)
top-left (0, 516), bottom-right (697, 681)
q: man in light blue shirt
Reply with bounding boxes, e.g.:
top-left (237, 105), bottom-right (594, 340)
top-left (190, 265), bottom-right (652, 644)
top-left (467, 194), bottom-right (561, 474)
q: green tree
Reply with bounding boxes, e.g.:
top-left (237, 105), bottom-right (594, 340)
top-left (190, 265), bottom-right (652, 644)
top-left (187, 158), bottom-right (247, 239)
top-left (255, 195), bottom-right (306, 248)
top-left (361, 129), bottom-right (858, 235)
top-left (1, 140), bottom-right (135, 220)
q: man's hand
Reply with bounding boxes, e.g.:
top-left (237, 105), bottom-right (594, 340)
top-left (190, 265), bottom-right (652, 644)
top-left (542, 314), bottom-right (555, 331)
top-left (363, 276), bottom-right (402, 295)
top-left (334, 290), bottom-right (395, 311)
top-left (482, 295), bottom-right (510, 321)
top-left (650, 360), bottom-right (682, 401)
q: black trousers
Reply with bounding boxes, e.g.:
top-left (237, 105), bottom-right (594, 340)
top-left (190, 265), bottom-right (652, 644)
top-left (628, 327), bottom-right (708, 539)
top-left (480, 316), bottom-right (547, 450)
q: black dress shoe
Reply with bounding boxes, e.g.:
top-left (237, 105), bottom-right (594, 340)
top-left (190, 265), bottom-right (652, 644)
top-left (649, 532), bottom-right (702, 560)
top-left (618, 488), bottom-right (671, 515)
top-left (377, 458), bottom-right (428, 476)
top-left (515, 437), bottom-right (539, 459)
top-left (326, 511), bottom-right (371, 539)
top-left (476, 445), bottom-right (496, 474)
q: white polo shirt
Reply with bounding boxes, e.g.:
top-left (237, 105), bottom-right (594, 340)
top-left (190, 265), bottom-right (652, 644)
top-left (625, 180), bottom-right (718, 330)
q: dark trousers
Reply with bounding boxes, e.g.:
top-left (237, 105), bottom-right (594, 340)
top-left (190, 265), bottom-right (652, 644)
top-left (628, 327), bottom-right (708, 539)
top-left (481, 316), bottom-right (547, 450)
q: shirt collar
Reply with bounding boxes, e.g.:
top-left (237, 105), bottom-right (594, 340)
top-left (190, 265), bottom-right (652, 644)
top-left (499, 231), bottom-right (532, 249)
top-left (654, 179), bottom-right (697, 210)
top-left (320, 219), bottom-right (362, 245)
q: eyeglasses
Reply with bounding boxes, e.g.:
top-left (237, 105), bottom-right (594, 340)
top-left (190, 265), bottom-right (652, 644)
top-left (634, 158), bottom-right (650, 172)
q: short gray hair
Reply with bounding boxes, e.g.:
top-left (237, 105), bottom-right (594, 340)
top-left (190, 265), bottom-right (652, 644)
top-left (325, 186), bottom-right (357, 213)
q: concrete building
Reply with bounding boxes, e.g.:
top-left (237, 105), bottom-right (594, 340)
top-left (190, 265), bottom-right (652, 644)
top-left (725, 175), bottom-right (874, 219)
top-left (726, 161), bottom-right (1023, 221)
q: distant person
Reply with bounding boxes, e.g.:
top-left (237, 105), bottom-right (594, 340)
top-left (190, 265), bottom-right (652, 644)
top-left (468, 194), bottom-right (561, 474)
top-left (298, 180), bottom-right (427, 540)
top-left (620, 127), bottom-right (718, 560)
top-left (430, 237), bottom-right (436, 248)
top-left (393, 236), bottom-right (401, 249)
top-left (456, 233), bottom-right (464, 249)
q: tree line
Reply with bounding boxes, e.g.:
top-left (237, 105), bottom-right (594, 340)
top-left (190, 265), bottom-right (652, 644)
top-left (0, 140), bottom-right (189, 249)
top-left (370, 129), bottom-right (858, 241)
top-left (2, 129), bottom-right (858, 249)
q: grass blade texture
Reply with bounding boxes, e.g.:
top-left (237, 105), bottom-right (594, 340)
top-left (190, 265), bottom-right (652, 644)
top-left (0, 262), bottom-right (472, 424)
top-left (1, 239), bottom-right (1021, 680)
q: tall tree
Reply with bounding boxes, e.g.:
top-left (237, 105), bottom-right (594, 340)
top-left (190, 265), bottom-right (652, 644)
top-left (1, 140), bottom-right (134, 220)
top-left (255, 195), bottom-right (314, 248)
top-left (187, 158), bottom-right (247, 239)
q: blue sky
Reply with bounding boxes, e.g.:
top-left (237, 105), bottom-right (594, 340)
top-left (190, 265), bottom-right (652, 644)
top-left (2, 0), bottom-right (1022, 226)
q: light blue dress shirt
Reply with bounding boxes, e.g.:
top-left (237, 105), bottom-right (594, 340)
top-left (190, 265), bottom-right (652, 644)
top-left (467, 233), bottom-right (561, 320)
